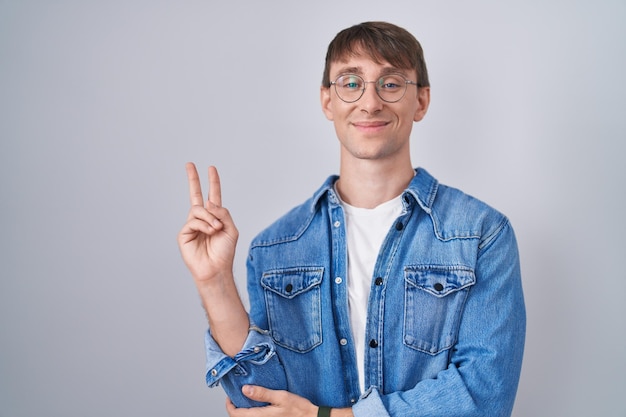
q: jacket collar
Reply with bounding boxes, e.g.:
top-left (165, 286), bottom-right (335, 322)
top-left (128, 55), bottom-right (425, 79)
top-left (309, 168), bottom-right (439, 214)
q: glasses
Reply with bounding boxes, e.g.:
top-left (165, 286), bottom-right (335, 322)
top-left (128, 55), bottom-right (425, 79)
top-left (330, 73), bottom-right (419, 103)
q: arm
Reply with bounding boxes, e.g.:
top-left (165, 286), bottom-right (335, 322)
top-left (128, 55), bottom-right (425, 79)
top-left (178, 163), bottom-right (288, 409)
top-left (177, 163), bottom-right (248, 356)
top-left (224, 221), bottom-right (524, 416)
top-left (225, 386), bottom-right (353, 417)
top-left (352, 220), bottom-right (526, 417)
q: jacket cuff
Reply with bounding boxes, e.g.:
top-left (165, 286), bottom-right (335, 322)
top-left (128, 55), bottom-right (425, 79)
top-left (352, 387), bottom-right (391, 417)
top-left (204, 326), bottom-right (276, 387)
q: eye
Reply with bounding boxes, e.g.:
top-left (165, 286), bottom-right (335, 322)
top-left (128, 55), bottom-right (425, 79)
top-left (378, 75), bottom-right (404, 90)
top-left (339, 75), bottom-right (363, 89)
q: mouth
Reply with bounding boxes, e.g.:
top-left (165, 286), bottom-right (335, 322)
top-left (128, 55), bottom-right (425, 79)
top-left (351, 121), bottom-right (390, 132)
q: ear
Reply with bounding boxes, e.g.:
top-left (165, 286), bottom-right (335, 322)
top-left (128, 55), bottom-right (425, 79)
top-left (413, 86), bottom-right (431, 122)
top-left (320, 86), bottom-right (334, 121)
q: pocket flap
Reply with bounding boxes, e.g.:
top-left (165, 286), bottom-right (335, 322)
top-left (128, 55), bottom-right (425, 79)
top-left (261, 267), bottom-right (324, 299)
top-left (405, 265), bottom-right (475, 297)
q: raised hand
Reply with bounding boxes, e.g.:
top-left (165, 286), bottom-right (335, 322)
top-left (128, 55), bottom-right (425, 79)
top-left (177, 163), bottom-right (248, 356)
top-left (177, 163), bottom-right (239, 284)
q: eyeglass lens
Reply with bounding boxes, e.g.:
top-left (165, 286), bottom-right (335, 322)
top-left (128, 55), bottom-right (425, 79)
top-left (334, 74), bottom-right (408, 103)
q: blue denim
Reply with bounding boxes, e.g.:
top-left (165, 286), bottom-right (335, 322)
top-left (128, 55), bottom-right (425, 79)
top-left (205, 168), bottom-right (525, 417)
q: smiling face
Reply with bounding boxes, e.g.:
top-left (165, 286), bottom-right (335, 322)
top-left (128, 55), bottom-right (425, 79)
top-left (320, 53), bottom-right (430, 165)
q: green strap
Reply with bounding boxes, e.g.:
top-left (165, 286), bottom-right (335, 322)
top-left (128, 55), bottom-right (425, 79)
top-left (317, 406), bottom-right (332, 417)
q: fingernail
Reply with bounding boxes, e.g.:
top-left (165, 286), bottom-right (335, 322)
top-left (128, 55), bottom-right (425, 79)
top-left (243, 385), bottom-right (253, 395)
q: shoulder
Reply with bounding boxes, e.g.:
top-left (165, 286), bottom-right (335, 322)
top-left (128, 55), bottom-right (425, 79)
top-left (250, 175), bottom-right (337, 248)
top-left (412, 168), bottom-right (510, 243)
top-left (436, 183), bottom-right (508, 238)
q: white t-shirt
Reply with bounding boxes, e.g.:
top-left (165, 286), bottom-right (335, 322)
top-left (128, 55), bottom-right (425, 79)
top-left (339, 193), bottom-right (404, 392)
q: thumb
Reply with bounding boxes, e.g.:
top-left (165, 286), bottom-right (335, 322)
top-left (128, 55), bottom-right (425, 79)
top-left (242, 385), bottom-right (271, 403)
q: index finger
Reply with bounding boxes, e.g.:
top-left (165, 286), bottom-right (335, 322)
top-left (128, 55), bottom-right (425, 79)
top-left (185, 162), bottom-right (204, 207)
top-left (208, 165), bottom-right (222, 207)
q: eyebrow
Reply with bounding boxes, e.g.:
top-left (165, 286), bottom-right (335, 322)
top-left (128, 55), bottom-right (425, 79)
top-left (334, 66), bottom-right (410, 78)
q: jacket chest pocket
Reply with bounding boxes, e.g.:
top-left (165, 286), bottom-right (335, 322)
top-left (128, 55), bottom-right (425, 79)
top-left (403, 265), bottom-right (475, 355)
top-left (261, 267), bottom-right (324, 353)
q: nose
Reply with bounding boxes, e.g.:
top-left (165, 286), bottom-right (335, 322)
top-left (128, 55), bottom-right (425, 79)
top-left (359, 81), bottom-right (383, 114)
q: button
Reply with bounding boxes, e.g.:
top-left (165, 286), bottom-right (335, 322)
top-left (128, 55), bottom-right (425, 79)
top-left (374, 277), bottom-right (383, 286)
top-left (434, 283), bottom-right (444, 292)
top-left (369, 339), bottom-right (378, 348)
top-left (395, 222), bottom-right (404, 231)
top-left (285, 283), bottom-right (293, 293)
top-left (350, 399), bottom-right (356, 404)
top-left (335, 277), bottom-right (343, 284)
top-left (340, 338), bottom-right (348, 346)
top-left (211, 369), bottom-right (218, 377)
top-left (334, 221), bottom-right (341, 228)
top-left (253, 346), bottom-right (261, 353)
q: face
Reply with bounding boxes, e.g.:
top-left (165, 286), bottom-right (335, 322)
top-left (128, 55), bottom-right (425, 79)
top-left (320, 54), bottom-right (430, 164)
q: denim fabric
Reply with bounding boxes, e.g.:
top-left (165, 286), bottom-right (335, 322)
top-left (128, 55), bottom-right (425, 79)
top-left (204, 168), bottom-right (526, 417)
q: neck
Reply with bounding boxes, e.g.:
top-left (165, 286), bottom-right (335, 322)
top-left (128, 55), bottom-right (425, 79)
top-left (336, 158), bottom-right (415, 209)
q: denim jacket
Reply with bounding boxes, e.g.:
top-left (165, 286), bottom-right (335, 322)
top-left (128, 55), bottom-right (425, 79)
top-left (204, 168), bottom-right (526, 417)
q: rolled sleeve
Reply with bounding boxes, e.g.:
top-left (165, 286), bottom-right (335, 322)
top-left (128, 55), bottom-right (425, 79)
top-left (204, 326), bottom-right (287, 408)
top-left (352, 388), bottom-right (391, 417)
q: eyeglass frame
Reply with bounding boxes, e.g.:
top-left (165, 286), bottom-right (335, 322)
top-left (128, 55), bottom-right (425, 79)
top-left (329, 73), bottom-right (420, 103)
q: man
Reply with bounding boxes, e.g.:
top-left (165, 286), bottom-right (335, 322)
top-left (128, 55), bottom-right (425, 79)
top-left (178, 21), bottom-right (525, 417)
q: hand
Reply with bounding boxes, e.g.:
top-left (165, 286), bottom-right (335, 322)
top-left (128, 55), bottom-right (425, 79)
top-left (226, 385), bottom-right (318, 417)
top-left (178, 163), bottom-right (248, 355)
top-left (177, 163), bottom-right (239, 285)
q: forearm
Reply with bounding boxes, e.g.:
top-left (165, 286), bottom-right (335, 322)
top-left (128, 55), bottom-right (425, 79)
top-left (197, 271), bottom-right (249, 357)
top-left (205, 327), bottom-right (288, 408)
top-left (353, 222), bottom-right (525, 417)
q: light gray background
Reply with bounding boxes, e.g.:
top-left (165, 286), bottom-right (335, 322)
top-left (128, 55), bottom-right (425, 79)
top-left (1, 1), bottom-right (624, 416)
